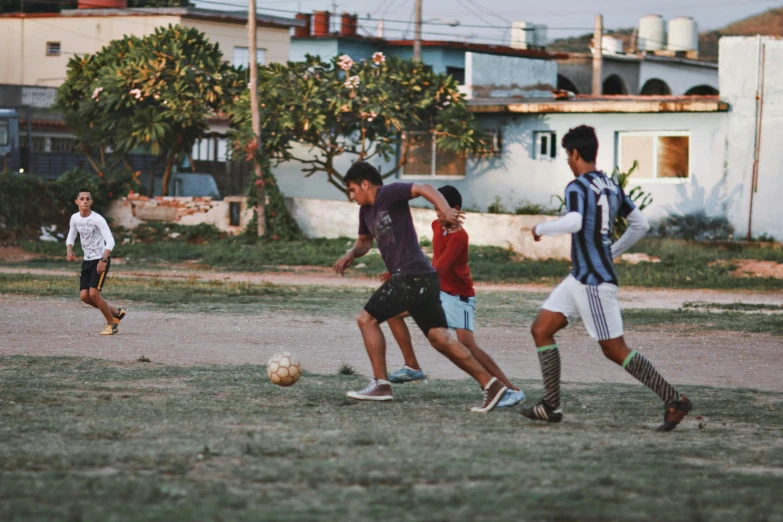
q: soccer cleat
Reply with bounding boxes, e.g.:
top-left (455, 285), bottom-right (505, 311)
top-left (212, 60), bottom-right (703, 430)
top-left (113, 308), bottom-right (126, 325)
top-left (100, 323), bottom-right (118, 336)
top-left (346, 379), bottom-right (393, 401)
top-left (657, 395), bottom-right (694, 432)
top-left (497, 389), bottom-right (526, 408)
top-left (387, 365), bottom-right (426, 384)
top-left (471, 377), bottom-right (507, 413)
top-left (519, 400), bottom-right (563, 423)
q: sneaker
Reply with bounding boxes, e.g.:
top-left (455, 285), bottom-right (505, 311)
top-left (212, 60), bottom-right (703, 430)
top-left (387, 366), bottom-right (426, 384)
top-left (470, 377), bottom-right (507, 413)
top-left (497, 389), bottom-right (526, 408)
top-left (519, 400), bottom-right (563, 423)
top-left (100, 324), bottom-right (118, 336)
top-left (346, 379), bottom-right (393, 401)
top-left (113, 308), bottom-right (126, 325)
top-left (657, 395), bottom-right (694, 432)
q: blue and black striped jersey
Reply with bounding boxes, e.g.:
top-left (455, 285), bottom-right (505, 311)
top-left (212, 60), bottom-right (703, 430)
top-left (565, 171), bottom-right (636, 286)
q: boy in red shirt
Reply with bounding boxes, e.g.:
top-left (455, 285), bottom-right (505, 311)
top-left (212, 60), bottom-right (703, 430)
top-left (386, 186), bottom-right (525, 407)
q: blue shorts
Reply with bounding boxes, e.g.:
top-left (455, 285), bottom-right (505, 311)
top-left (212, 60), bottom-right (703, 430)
top-left (440, 291), bottom-right (475, 332)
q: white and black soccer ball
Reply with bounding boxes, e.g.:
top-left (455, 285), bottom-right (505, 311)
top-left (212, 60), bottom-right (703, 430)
top-left (266, 352), bottom-right (302, 387)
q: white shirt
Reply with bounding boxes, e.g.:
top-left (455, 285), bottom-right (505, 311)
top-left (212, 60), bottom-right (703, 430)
top-left (66, 211), bottom-right (116, 261)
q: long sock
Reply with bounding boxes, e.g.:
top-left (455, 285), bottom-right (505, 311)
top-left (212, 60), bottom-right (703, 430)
top-left (537, 344), bottom-right (561, 409)
top-left (623, 351), bottom-right (680, 403)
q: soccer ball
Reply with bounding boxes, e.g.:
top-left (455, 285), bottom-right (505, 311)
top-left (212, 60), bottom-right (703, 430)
top-left (267, 352), bottom-right (301, 387)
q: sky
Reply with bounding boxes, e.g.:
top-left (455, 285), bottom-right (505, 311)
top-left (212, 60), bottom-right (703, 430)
top-left (196, 0), bottom-right (783, 44)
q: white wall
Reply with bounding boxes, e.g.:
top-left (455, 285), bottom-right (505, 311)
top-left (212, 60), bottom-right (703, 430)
top-left (463, 52), bottom-right (557, 99)
top-left (721, 37), bottom-right (783, 240)
top-left (638, 60), bottom-right (719, 95)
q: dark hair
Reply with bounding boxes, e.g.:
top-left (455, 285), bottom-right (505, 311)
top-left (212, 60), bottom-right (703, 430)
top-left (344, 161), bottom-right (383, 187)
top-left (561, 125), bottom-right (598, 163)
top-left (438, 185), bottom-right (462, 209)
top-left (76, 187), bottom-right (92, 198)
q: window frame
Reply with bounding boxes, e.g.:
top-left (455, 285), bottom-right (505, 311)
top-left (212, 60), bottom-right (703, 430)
top-left (400, 130), bottom-right (467, 180)
top-left (46, 42), bottom-right (61, 57)
top-left (616, 130), bottom-right (692, 184)
top-left (232, 46), bottom-right (266, 68)
top-left (533, 131), bottom-right (558, 160)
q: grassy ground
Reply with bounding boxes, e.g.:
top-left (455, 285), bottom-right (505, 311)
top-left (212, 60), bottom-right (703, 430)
top-left (14, 229), bottom-right (783, 290)
top-left (1, 356), bottom-right (782, 522)
top-left (2, 273), bottom-right (782, 335)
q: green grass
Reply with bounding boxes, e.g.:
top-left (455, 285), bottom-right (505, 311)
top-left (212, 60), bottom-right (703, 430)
top-left (1, 356), bottom-right (782, 522)
top-left (1, 273), bottom-right (782, 335)
top-left (15, 235), bottom-right (783, 290)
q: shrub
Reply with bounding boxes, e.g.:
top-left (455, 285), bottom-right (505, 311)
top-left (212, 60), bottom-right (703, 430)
top-left (653, 210), bottom-right (734, 241)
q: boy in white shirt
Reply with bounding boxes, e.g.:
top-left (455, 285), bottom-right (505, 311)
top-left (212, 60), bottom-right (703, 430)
top-left (66, 188), bottom-right (126, 335)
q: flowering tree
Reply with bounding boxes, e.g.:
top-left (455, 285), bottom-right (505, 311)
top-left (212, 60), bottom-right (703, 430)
top-left (55, 25), bottom-right (244, 195)
top-left (228, 53), bottom-right (488, 197)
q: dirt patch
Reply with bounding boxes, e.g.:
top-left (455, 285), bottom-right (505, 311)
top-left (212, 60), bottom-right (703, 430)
top-left (2, 295), bottom-right (782, 392)
top-left (732, 260), bottom-right (783, 279)
top-left (0, 246), bottom-right (40, 263)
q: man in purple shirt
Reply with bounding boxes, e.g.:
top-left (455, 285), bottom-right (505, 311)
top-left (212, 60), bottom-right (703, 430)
top-left (333, 161), bottom-right (507, 412)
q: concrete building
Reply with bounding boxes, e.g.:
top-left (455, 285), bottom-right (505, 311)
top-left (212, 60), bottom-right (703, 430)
top-left (0, 3), bottom-right (302, 87)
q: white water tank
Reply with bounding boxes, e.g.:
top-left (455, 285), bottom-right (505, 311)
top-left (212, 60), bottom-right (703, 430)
top-left (510, 21), bottom-right (547, 49)
top-left (668, 16), bottom-right (698, 51)
top-left (639, 14), bottom-right (665, 51)
top-left (602, 35), bottom-right (623, 54)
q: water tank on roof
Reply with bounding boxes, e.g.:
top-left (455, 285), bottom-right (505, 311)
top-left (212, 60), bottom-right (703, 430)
top-left (602, 36), bottom-right (623, 54)
top-left (638, 14), bottom-right (665, 51)
top-left (510, 22), bottom-right (547, 50)
top-left (667, 16), bottom-right (698, 51)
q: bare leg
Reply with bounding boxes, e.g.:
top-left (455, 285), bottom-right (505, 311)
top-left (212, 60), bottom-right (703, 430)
top-left (530, 309), bottom-right (569, 348)
top-left (457, 328), bottom-right (517, 390)
top-left (88, 288), bottom-right (116, 325)
top-left (598, 336), bottom-right (633, 366)
top-left (80, 290), bottom-right (119, 317)
top-left (426, 327), bottom-right (492, 387)
top-left (357, 310), bottom-right (389, 380)
top-left (387, 315), bottom-right (422, 370)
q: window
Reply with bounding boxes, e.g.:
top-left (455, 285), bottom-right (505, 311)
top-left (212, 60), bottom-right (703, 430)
top-left (534, 131), bottom-right (557, 160)
top-left (233, 47), bottom-right (266, 68)
top-left (46, 42), bottom-right (61, 56)
top-left (618, 132), bottom-right (690, 181)
top-left (446, 66), bottom-right (465, 85)
top-left (0, 121), bottom-right (8, 147)
top-left (401, 131), bottom-right (466, 178)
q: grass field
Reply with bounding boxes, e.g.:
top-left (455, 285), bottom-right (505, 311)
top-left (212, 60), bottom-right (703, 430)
top-left (16, 232), bottom-right (783, 291)
top-left (1, 273), bottom-right (782, 335)
top-left (1, 356), bottom-right (782, 522)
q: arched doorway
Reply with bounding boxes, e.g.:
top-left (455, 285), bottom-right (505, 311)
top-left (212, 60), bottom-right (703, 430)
top-left (640, 79), bottom-right (672, 95)
top-left (602, 75), bottom-right (628, 95)
top-left (685, 85), bottom-right (719, 95)
top-left (557, 74), bottom-right (580, 94)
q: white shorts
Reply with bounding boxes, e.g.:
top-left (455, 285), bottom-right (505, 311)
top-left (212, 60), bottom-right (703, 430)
top-left (541, 275), bottom-right (624, 341)
top-left (440, 291), bottom-right (475, 332)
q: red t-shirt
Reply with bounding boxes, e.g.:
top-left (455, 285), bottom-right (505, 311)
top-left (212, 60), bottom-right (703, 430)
top-left (431, 220), bottom-right (475, 297)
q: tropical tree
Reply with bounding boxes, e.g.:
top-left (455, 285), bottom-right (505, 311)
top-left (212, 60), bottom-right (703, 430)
top-left (55, 25), bottom-right (244, 195)
top-left (227, 53), bottom-right (489, 198)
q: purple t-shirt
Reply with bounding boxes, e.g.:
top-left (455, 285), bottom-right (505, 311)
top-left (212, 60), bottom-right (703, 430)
top-left (358, 183), bottom-right (434, 276)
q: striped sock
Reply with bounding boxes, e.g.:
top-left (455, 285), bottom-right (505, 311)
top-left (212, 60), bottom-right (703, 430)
top-left (537, 344), bottom-right (561, 409)
top-left (623, 351), bottom-right (680, 404)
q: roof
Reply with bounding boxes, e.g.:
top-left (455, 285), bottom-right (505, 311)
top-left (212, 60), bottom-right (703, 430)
top-left (0, 7), bottom-right (304, 29)
top-left (468, 95), bottom-right (729, 114)
top-left (558, 52), bottom-right (718, 70)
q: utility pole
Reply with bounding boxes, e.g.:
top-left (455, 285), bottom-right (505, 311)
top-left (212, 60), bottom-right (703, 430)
top-left (592, 14), bottom-right (603, 96)
top-left (248, 0), bottom-right (265, 236)
top-left (413, 0), bottom-right (422, 61)
top-left (20, 0), bottom-right (25, 85)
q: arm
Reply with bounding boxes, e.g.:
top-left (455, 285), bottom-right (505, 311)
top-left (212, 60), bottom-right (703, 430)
top-left (66, 216), bottom-right (77, 262)
top-left (432, 232), bottom-right (467, 276)
top-left (611, 208), bottom-right (650, 258)
top-left (95, 216), bottom-right (115, 274)
top-left (411, 184), bottom-right (464, 226)
top-left (533, 212), bottom-right (583, 239)
top-left (333, 234), bottom-right (374, 276)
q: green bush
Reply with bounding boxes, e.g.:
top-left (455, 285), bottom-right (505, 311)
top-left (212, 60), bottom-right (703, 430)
top-left (653, 211), bottom-right (734, 241)
top-left (0, 172), bottom-right (68, 239)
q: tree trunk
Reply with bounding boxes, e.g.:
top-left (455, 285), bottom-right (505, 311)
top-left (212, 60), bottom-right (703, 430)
top-left (248, 0), bottom-right (266, 237)
top-left (161, 150), bottom-right (177, 197)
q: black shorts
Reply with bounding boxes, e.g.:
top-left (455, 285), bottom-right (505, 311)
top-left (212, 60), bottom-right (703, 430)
top-left (364, 272), bottom-right (448, 335)
top-left (80, 259), bottom-right (110, 292)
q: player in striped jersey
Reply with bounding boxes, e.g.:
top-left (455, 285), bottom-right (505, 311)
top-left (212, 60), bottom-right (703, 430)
top-left (519, 125), bottom-right (693, 432)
